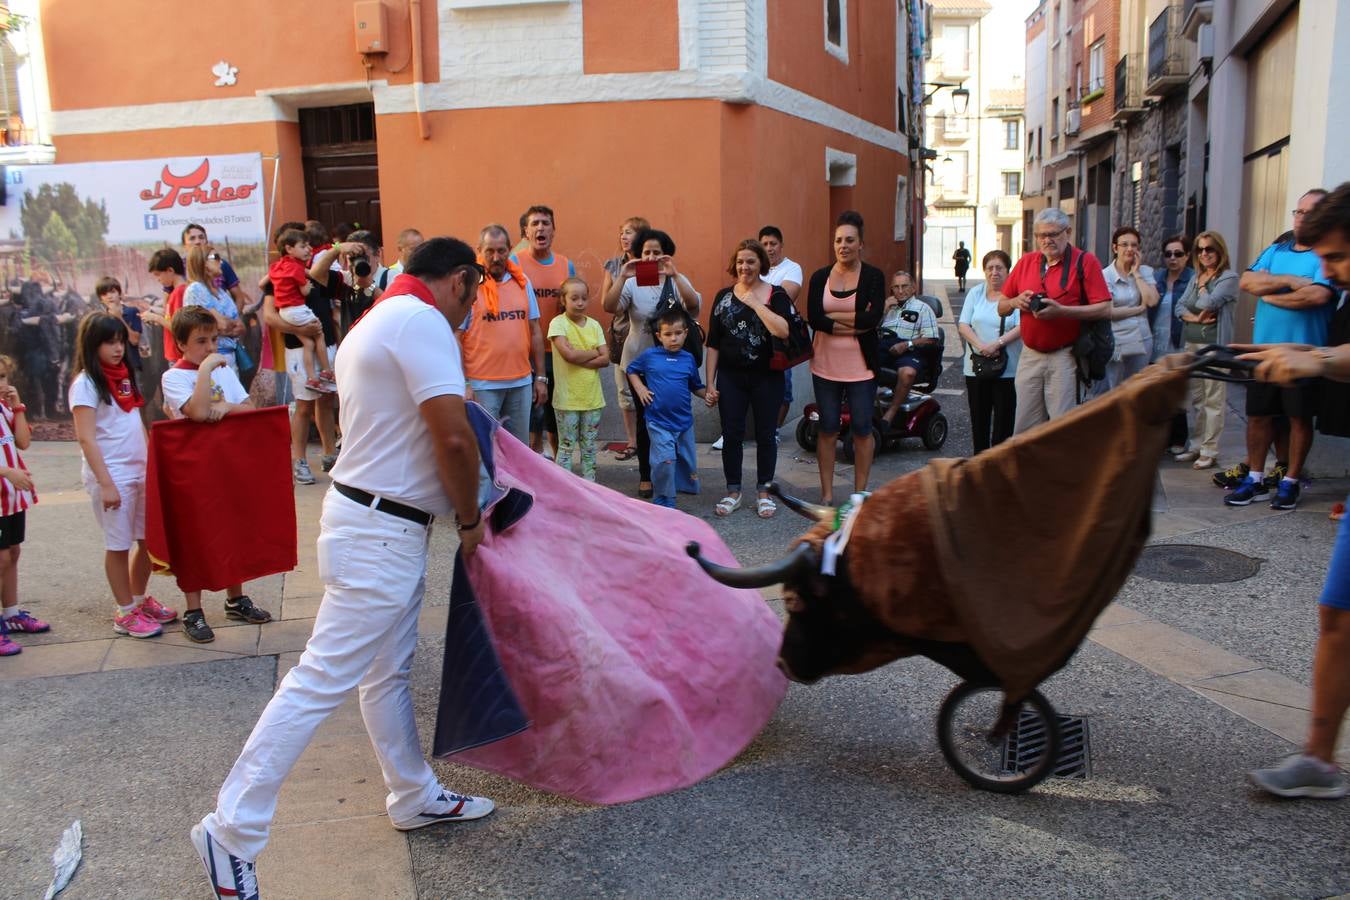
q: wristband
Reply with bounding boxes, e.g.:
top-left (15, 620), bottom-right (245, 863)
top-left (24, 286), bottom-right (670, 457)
top-left (10, 404), bottom-right (24, 414)
top-left (456, 513), bottom-right (482, 532)
top-left (535, 376), bottom-right (548, 383)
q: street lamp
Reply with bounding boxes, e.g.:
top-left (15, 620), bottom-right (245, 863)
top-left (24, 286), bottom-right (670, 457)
top-left (922, 81), bottom-right (971, 116)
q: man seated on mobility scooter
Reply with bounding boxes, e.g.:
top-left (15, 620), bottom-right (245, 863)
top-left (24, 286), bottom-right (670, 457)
top-left (878, 271), bottom-right (941, 428)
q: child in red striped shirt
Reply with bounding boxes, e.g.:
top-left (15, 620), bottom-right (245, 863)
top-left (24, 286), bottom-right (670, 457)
top-left (0, 355), bottom-right (48, 656)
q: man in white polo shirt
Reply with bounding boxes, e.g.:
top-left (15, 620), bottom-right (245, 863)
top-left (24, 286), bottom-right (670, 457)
top-left (759, 225), bottom-right (804, 437)
top-left (192, 237), bottom-right (493, 900)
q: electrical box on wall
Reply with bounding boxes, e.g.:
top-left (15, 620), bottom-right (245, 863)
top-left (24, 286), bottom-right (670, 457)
top-left (354, 0), bottom-right (389, 54)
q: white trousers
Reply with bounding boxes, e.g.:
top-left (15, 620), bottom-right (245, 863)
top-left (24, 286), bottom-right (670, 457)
top-left (1185, 341), bottom-right (1227, 459)
top-left (203, 489), bottom-right (441, 861)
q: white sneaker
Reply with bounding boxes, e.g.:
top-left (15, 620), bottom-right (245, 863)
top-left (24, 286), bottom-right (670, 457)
top-left (191, 823), bottom-right (260, 900)
top-left (711, 435), bottom-right (724, 451)
top-left (392, 790), bottom-right (495, 831)
top-left (293, 459), bottom-right (316, 485)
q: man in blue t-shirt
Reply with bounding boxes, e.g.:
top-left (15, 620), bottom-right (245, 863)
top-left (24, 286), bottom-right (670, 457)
top-left (626, 309), bottom-right (706, 509)
top-left (1225, 188), bottom-right (1336, 511)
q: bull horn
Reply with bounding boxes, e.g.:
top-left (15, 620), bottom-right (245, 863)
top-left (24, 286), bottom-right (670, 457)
top-left (685, 541), bottom-right (817, 589)
top-left (767, 482), bottom-right (835, 523)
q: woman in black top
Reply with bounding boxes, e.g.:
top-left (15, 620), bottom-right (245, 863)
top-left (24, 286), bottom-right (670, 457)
top-left (704, 239), bottom-right (791, 518)
top-left (806, 211), bottom-right (887, 504)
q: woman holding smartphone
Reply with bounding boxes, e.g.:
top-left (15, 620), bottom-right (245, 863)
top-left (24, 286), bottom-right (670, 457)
top-left (603, 227), bottom-right (700, 498)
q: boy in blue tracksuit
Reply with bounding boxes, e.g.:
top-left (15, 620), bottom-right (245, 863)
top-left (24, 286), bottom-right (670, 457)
top-left (626, 309), bottom-right (705, 508)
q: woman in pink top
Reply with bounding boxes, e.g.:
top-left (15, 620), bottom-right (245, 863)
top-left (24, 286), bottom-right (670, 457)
top-left (806, 211), bottom-right (887, 504)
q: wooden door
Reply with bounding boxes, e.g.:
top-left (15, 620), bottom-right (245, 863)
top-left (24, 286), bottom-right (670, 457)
top-left (299, 103), bottom-right (383, 245)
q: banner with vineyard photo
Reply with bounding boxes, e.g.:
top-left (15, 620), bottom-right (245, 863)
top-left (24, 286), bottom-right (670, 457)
top-left (0, 153), bottom-right (268, 434)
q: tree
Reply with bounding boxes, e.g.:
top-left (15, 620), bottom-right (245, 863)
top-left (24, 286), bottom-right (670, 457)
top-left (20, 182), bottom-right (109, 268)
top-left (40, 212), bottom-right (77, 271)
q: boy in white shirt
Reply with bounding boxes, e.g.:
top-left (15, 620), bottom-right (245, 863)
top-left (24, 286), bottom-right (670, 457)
top-left (159, 306), bottom-right (273, 643)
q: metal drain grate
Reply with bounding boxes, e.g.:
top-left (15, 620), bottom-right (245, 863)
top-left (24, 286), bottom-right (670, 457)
top-left (1003, 712), bottom-right (1091, 778)
top-left (1134, 544), bottom-right (1262, 585)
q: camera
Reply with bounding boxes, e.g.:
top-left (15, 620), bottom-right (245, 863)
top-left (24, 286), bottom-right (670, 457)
top-left (350, 255), bottom-right (372, 278)
top-left (1027, 293), bottom-right (1048, 313)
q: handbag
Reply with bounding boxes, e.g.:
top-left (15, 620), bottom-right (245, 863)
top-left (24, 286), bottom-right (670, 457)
top-left (608, 308), bottom-right (630, 365)
top-left (234, 342), bottom-right (255, 375)
top-left (969, 315), bottom-right (1008, 379)
top-left (648, 276), bottom-right (705, 367)
top-left (769, 293), bottom-right (813, 371)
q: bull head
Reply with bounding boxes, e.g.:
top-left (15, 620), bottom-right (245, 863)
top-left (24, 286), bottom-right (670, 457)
top-left (686, 489), bottom-right (885, 684)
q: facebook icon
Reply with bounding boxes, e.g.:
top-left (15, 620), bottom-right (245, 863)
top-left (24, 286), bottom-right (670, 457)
top-left (143, 213), bottom-right (159, 230)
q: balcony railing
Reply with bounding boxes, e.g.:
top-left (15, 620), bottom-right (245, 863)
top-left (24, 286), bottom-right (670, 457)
top-left (933, 175), bottom-right (974, 203)
top-left (1114, 54), bottom-right (1144, 120)
top-left (993, 195), bottom-right (1023, 221)
top-left (1147, 2), bottom-right (1187, 95)
top-left (940, 114), bottom-right (971, 140)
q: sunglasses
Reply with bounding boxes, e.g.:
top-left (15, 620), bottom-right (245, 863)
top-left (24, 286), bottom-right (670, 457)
top-left (206, 252), bottom-right (222, 262)
top-left (459, 263), bottom-right (487, 286)
top-left (1196, 246), bottom-right (1218, 254)
top-left (1163, 250), bottom-right (1187, 258)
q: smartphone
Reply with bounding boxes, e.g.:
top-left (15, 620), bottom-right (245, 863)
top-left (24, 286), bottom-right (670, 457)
top-left (635, 260), bottom-right (659, 287)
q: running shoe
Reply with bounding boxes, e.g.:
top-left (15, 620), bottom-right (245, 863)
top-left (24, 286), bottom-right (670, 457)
top-left (711, 435), bottom-right (724, 451)
top-left (138, 596), bottom-right (178, 624)
top-left (1271, 479), bottom-right (1301, 510)
top-left (191, 823), bottom-right (260, 900)
top-left (1213, 461), bottom-right (1249, 489)
top-left (0, 620), bottom-right (20, 656)
top-left (293, 459), bottom-right (316, 485)
top-left (391, 790), bottom-right (495, 832)
top-left (3, 609), bottom-right (50, 633)
top-left (1224, 477), bottom-right (1269, 506)
top-left (1249, 754), bottom-right (1347, 799)
top-left (224, 595), bottom-right (272, 624)
top-left (1263, 463), bottom-right (1289, 489)
top-left (113, 607), bottom-right (163, 639)
top-left (182, 610), bottom-right (215, 644)
top-left (320, 453), bottom-right (338, 473)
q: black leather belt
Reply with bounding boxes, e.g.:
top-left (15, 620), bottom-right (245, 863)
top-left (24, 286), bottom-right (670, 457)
top-left (333, 482), bottom-right (433, 526)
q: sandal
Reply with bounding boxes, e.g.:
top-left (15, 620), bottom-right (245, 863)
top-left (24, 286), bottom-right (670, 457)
top-left (756, 497), bottom-right (777, 519)
top-left (715, 495), bottom-right (742, 517)
top-left (614, 445), bottom-right (638, 461)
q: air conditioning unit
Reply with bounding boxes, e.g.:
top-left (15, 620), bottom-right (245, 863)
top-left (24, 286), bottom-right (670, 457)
top-left (1065, 108), bottom-right (1081, 135)
top-left (1197, 22), bottom-right (1214, 63)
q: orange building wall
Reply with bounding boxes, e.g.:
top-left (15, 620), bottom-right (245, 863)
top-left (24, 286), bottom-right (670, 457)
top-left (53, 100), bottom-right (908, 328)
top-left (768, 0), bottom-right (897, 131)
top-left (582, 0), bottom-right (680, 73)
top-left (41, 0), bottom-right (438, 110)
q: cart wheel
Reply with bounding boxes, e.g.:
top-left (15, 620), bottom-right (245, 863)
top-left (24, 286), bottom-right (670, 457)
top-left (936, 682), bottom-right (1061, 794)
top-left (922, 413), bottom-right (948, 450)
top-left (795, 418), bottom-right (817, 452)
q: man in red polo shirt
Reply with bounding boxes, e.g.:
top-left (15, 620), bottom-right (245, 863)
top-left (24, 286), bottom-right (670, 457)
top-left (998, 208), bottom-right (1112, 434)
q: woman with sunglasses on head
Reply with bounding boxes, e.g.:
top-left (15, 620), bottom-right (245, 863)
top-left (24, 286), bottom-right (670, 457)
top-left (183, 245), bottom-right (244, 373)
top-left (1154, 234), bottom-right (1194, 453)
top-left (1174, 231), bottom-right (1239, 469)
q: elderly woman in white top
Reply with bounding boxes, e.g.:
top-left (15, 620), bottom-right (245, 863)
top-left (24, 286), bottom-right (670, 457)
top-left (957, 249), bottom-right (1022, 452)
top-left (1173, 229), bottom-right (1240, 469)
top-left (1096, 225), bottom-right (1160, 394)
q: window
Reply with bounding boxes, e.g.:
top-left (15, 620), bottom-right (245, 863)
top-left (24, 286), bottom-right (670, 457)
top-left (825, 0), bottom-right (847, 62)
top-left (1004, 120), bottom-right (1019, 150)
top-left (943, 24), bottom-right (971, 75)
top-left (1075, 63), bottom-right (1083, 98)
top-left (1037, 127), bottom-right (1043, 159)
top-left (1051, 98), bottom-right (1060, 136)
top-left (1088, 39), bottom-right (1106, 93)
top-left (942, 151), bottom-right (969, 194)
top-left (1002, 172), bottom-right (1022, 196)
top-left (897, 87), bottom-right (907, 134)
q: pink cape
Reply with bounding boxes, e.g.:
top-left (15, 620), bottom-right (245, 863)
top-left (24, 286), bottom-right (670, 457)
top-left (447, 419), bottom-right (788, 804)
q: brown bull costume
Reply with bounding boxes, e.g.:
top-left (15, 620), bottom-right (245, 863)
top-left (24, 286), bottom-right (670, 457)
top-left (787, 358), bottom-right (1189, 699)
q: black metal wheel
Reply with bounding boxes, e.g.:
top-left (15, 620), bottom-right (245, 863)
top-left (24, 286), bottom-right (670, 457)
top-left (936, 682), bottom-right (1061, 794)
top-left (795, 417), bottom-right (817, 452)
top-left (922, 413), bottom-right (949, 450)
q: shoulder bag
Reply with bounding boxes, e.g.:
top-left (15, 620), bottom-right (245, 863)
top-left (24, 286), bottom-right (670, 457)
top-left (970, 315), bottom-right (1008, 379)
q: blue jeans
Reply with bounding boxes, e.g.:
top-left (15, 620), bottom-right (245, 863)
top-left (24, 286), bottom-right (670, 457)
top-left (473, 384), bottom-right (532, 446)
top-left (811, 374), bottom-right (877, 437)
top-left (645, 422), bottom-right (699, 506)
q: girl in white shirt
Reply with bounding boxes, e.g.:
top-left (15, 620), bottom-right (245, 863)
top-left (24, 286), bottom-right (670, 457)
top-left (69, 313), bottom-right (178, 639)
